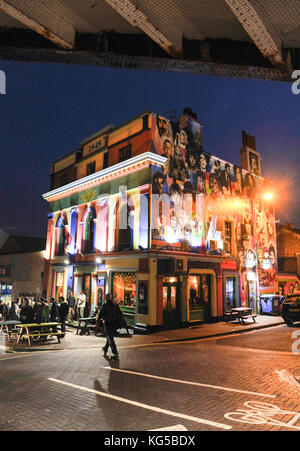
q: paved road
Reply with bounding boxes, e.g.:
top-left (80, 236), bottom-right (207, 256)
top-left (1, 324), bottom-right (300, 431)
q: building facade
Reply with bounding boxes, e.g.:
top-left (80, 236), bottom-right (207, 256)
top-left (0, 230), bottom-right (46, 305)
top-left (42, 110), bottom-right (278, 331)
top-left (276, 222), bottom-right (300, 296)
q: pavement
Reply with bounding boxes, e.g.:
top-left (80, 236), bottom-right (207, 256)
top-left (3, 314), bottom-right (285, 353)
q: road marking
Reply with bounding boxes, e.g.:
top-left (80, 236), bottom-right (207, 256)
top-left (224, 401), bottom-right (300, 430)
top-left (150, 424), bottom-right (188, 431)
top-left (48, 377), bottom-right (232, 430)
top-left (103, 367), bottom-right (276, 399)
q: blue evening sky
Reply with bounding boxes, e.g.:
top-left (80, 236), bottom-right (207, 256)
top-left (0, 60), bottom-right (299, 237)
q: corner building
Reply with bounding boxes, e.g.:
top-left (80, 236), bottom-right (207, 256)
top-left (42, 110), bottom-right (278, 332)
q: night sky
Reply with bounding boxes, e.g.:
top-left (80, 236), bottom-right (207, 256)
top-left (0, 60), bottom-right (299, 238)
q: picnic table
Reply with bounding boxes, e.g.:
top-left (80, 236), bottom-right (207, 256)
top-left (76, 317), bottom-right (97, 335)
top-left (0, 320), bottom-right (21, 342)
top-left (229, 307), bottom-right (257, 324)
top-left (14, 322), bottom-right (62, 346)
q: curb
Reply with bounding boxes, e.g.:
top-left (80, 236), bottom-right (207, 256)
top-left (152, 321), bottom-right (284, 344)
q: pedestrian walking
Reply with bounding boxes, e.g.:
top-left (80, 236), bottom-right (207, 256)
top-left (58, 296), bottom-right (69, 336)
top-left (67, 291), bottom-right (75, 322)
top-left (98, 293), bottom-right (123, 360)
top-left (78, 291), bottom-right (86, 319)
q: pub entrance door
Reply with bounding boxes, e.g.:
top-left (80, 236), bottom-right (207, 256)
top-left (162, 278), bottom-right (181, 330)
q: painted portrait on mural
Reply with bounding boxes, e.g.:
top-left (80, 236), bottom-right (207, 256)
top-left (249, 151), bottom-right (260, 176)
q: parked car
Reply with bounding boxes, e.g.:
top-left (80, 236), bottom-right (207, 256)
top-left (280, 295), bottom-right (300, 326)
top-left (260, 295), bottom-right (285, 315)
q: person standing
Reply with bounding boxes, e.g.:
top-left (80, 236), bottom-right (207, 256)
top-left (67, 291), bottom-right (75, 322)
top-left (20, 298), bottom-right (34, 323)
top-left (0, 300), bottom-right (9, 319)
top-left (8, 298), bottom-right (21, 321)
top-left (50, 297), bottom-right (59, 322)
top-left (58, 296), bottom-right (69, 336)
top-left (78, 291), bottom-right (86, 319)
top-left (98, 293), bottom-right (122, 360)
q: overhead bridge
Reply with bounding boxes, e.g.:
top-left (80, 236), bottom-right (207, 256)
top-left (0, 0), bottom-right (299, 81)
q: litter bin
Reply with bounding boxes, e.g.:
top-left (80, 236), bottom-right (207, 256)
top-left (260, 295), bottom-right (285, 315)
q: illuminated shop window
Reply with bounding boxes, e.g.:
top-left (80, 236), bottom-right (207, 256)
top-left (225, 277), bottom-right (237, 311)
top-left (112, 272), bottom-right (136, 308)
top-left (188, 275), bottom-right (210, 310)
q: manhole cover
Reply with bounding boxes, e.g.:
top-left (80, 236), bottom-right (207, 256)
top-left (293, 369), bottom-right (300, 384)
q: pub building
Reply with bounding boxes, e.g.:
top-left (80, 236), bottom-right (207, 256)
top-left (42, 109), bottom-right (278, 332)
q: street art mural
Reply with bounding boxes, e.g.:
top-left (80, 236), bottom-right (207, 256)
top-left (151, 111), bottom-right (278, 299)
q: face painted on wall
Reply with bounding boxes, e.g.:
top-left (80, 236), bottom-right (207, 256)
top-left (199, 153), bottom-right (207, 171)
top-left (157, 116), bottom-right (168, 138)
top-left (188, 153), bottom-right (197, 168)
top-left (162, 139), bottom-right (172, 158)
top-left (174, 147), bottom-right (184, 167)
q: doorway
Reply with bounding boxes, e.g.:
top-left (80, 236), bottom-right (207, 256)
top-left (82, 274), bottom-right (91, 316)
top-left (162, 278), bottom-right (180, 330)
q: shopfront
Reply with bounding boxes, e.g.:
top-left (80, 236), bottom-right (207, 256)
top-left (111, 271), bottom-right (136, 326)
top-left (224, 275), bottom-right (239, 312)
top-left (188, 274), bottom-right (211, 323)
top-left (162, 276), bottom-right (181, 330)
top-left (0, 282), bottom-right (12, 306)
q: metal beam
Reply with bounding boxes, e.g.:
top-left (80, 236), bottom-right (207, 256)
top-left (0, 46), bottom-right (291, 82)
top-left (104, 0), bottom-right (182, 58)
top-left (0, 1), bottom-right (74, 49)
top-left (224, 0), bottom-right (285, 67)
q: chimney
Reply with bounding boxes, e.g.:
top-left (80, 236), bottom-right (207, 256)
top-left (240, 130), bottom-right (261, 176)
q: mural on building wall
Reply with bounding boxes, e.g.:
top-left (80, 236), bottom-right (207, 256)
top-left (151, 112), bottom-right (277, 296)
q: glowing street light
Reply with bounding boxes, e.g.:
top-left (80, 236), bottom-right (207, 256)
top-left (263, 192), bottom-right (273, 201)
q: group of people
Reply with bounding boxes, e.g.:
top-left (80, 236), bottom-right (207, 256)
top-left (0, 296), bottom-right (70, 334)
top-left (0, 291), bottom-right (124, 360)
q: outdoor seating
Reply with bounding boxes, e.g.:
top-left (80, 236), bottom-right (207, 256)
top-left (14, 322), bottom-right (62, 346)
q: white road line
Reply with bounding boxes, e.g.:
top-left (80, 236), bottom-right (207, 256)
top-left (150, 425), bottom-right (188, 431)
top-left (103, 367), bottom-right (276, 399)
top-left (48, 377), bottom-right (232, 430)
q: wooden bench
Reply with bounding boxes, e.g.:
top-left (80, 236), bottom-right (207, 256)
top-left (223, 311), bottom-right (239, 322)
top-left (239, 314), bottom-right (257, 324)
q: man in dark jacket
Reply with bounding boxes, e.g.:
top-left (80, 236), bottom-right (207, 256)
top-left (98, 293), bottom-right (122, 359)
top-left (58, 297), bottom-right (69, 336)
top-left (67, 291), bottom-right (75, 322)
top-left (0, 300), bottom-right (9, 319)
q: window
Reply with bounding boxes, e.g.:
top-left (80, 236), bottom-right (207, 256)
top-left (56, 215), bottom-right (68, 256)
top-left (83, 208), bottom-right (96, 254)
top-left (60, 174), bottom-right (68, 187)
top-left (119, 145), bottom-right (131, 162)
top-left (87, 161), bottom-right (96, 176)
top-left (103, 151), bottom-right (109, 169)
top-left (224, 221), bottom-right (232, 253)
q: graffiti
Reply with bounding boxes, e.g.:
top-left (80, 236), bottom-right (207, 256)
top-left (224, 401), bottom-right (300, 430)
